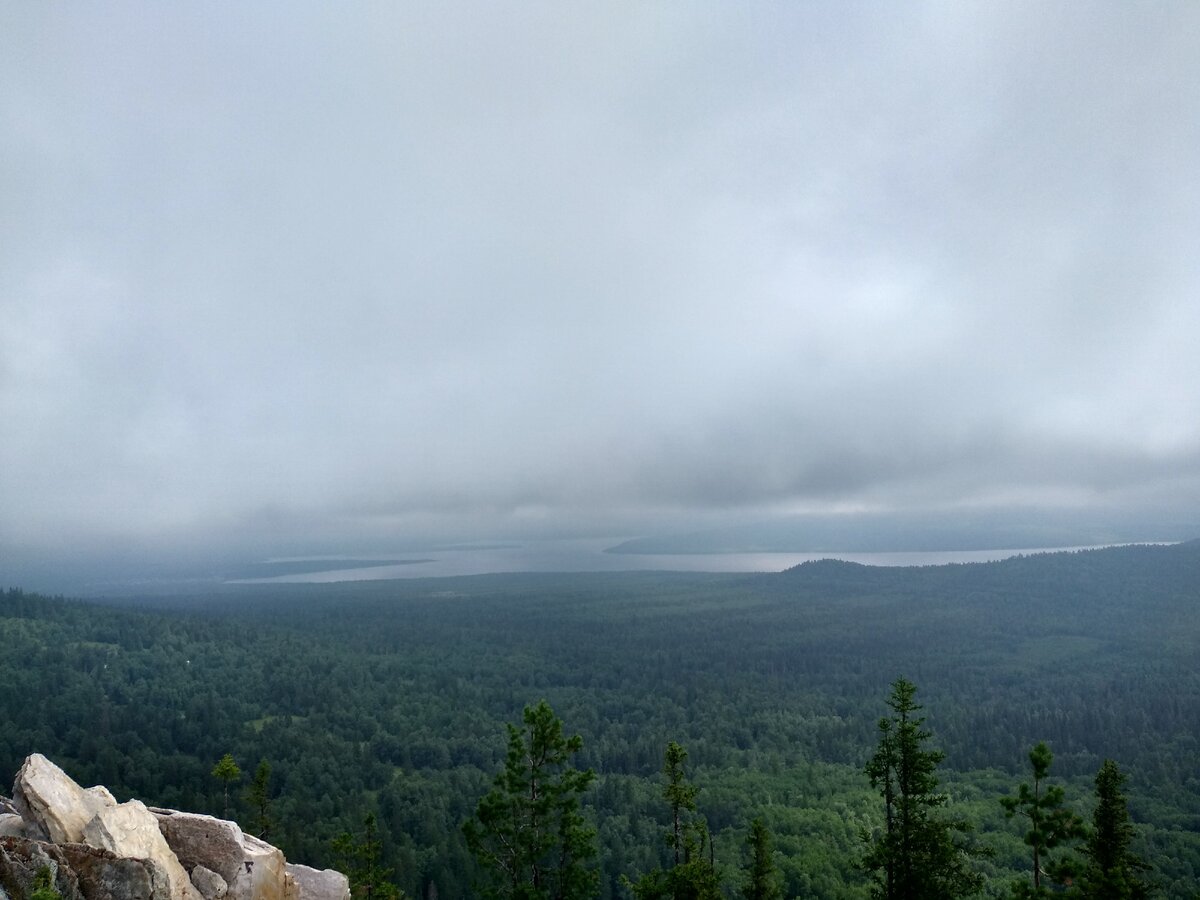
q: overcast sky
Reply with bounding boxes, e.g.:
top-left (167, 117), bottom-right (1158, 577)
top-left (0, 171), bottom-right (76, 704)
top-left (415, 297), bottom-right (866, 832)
top-left (3, 2), bottom-right (1199, 565)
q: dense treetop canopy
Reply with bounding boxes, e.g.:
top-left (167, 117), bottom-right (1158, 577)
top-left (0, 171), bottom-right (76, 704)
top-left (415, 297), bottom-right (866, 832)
top-left (2, 542), bottom-right (1198, 898)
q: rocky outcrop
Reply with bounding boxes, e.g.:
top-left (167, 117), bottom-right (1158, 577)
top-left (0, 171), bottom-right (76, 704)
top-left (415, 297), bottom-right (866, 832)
top-left (0, 756), bottom-right (345, 900)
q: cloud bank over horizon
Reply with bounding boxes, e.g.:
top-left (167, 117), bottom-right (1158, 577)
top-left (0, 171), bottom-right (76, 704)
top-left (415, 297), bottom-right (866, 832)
top-left (3, 3), bottom-right (1199, 565)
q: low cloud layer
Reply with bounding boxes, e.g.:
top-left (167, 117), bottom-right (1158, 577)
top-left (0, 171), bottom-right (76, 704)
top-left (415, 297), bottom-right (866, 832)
top-left (3, 3), bottom-right (1199, 564)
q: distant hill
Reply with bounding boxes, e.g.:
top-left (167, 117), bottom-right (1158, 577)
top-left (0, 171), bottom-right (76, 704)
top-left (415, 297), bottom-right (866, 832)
top-left (767, 537), bottom-right (1200, 605)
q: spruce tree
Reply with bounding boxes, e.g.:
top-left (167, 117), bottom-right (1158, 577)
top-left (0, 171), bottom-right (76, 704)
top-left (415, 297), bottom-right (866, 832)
top-left (1000, 742), bottom-right (1085, 897)
top-left (862, 678), bottom-right (983, 899)
top-left (663, 742), bottom-right (698, 868)
top-left (741, 818), bottom-right (781, 900)
top-left (464, 700), bottom-right (598, 900)
top-left (333, 812), bottom-right (403, 900)
top-left (1077, 760), bottom-right (1150, 899)
top-left (626, 742), bottom-right (721, 900)
top-left (247, 759), bottom-right (273, 840)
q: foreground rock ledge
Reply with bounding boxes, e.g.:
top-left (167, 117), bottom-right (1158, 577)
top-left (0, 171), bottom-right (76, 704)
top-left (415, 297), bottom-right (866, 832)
top-left (0, 754), bottom-right (349, 900)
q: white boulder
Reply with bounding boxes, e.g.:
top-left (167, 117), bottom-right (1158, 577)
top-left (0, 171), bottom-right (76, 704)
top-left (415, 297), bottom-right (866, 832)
top-left (12, 752), bottom-right (117, 843)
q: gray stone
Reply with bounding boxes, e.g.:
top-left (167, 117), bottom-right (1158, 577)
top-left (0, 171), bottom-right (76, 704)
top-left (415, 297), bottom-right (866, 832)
top-left (0, 815), bottom-right (27, 839)
top-left (283, 865), bottom-right (348, 900)
top-left (57, 843), bottom-right (172, 900)
top-left (0, 836), bottom-right (86, 900)
top-left (189, 866), bottom-right (226, 900)
top-left (0, 835), bottom-right (173, 900)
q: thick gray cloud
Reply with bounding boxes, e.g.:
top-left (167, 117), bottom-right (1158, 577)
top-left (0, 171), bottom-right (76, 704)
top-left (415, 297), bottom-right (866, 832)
top-left (2, 2), bottom-right (1199, 561)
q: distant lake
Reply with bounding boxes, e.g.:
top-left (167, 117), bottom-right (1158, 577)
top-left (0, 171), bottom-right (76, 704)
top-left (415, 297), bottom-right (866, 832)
top-left (228, 538), bottom-right (1116, 584)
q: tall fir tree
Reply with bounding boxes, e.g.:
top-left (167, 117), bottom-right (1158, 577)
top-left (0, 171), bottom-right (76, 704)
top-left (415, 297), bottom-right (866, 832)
top-left (246, 759), bottom-right (273, 841)
top-left (1076, 759), bottom-right (1150, 899)
top-left (464, 700), bottom-right (598, 900)
top-left (663, 742), bottom-right (698, 869)
top-left (627, 742), bottom-right (721, 900)
top-left (333, 812), bottom-right (404, 900)
top-left (862, 678), bottom-right (983, 900)
top-left (741, 818), bottom-right (781, 900)
top-left (1000, 742), bottom-right (1085, 897)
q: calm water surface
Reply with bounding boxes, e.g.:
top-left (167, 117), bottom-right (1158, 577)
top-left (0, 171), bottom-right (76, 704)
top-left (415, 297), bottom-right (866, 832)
top-left (234, 539), bottom-right (1113, 584)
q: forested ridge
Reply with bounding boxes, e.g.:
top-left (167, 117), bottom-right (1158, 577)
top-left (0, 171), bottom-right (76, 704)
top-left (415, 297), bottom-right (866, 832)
top-left (2, 541), bottom-right (1198, 897)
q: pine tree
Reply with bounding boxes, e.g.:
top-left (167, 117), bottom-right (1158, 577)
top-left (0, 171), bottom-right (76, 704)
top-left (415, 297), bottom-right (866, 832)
top-left (333, 812), bottom-right (403, 900)
top-left (1076, 760), bottom-right (1150, 899)
top-left (211, 753), bottom-right (241, 821)
top-left (626, 742), bottom-right (721, 900)
top-left (247, 759), bottom-right (273, 840)
top-left (862, 678), bottom-right (983, 899)
top-left (741, 818), bottom-right (781, 900)
top-left (464, 700), bottom-right (598, 900)
top-left (1000, 742), bottom-right (1085, 897)
top-left (663, 742), bottom-right (698, 869)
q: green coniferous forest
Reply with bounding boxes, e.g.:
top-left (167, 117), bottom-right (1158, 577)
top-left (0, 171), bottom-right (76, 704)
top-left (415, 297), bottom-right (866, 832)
top-left (2, 541), bottom-right (1199, 898)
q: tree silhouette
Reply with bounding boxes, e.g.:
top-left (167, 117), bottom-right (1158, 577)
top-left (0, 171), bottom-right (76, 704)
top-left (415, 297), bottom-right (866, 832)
top-left (741, 818), bottom-right (781, 900)
top-left (862, 678), bottom-right (983, 899)
top-left (1001, 742), bottom-right (1085, 897)
top-left (627, 742), bottom-right (721, 900)
top-left (246, 758), bottom-right (273, 840)
top-left (464, 700), bottom-right (598, 900)
top-left (333, 812), bottom-right (403, 900)
top-left (1077, 759), bottom-right (1150, 899)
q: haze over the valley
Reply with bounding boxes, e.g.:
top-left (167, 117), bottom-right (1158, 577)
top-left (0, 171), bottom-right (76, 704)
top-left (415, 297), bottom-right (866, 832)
top-left (3, 3), bottom-right (1199, 587)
